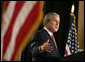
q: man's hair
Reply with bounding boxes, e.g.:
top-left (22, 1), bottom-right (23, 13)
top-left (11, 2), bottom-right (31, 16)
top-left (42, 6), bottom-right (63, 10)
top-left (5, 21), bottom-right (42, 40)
top-left (43, 12), bottom-right (60, 26)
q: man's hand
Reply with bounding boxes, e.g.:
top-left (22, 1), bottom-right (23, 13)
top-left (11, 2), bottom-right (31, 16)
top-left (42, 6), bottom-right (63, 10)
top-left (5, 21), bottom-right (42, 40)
top-left (40, 39), bottom-right (53, 53)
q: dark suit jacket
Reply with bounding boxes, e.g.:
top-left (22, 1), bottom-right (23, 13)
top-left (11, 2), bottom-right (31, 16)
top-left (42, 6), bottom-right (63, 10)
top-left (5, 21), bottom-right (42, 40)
top-left (31, 29), bottom-right (60, 61)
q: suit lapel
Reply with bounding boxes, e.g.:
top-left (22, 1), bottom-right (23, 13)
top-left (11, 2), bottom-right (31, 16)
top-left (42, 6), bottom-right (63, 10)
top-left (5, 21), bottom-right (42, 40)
top-left (42, 29), bottom-right (56, 47)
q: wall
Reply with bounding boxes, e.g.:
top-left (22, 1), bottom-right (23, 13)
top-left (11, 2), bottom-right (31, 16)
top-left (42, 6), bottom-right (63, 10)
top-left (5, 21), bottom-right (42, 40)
top-left (78, 1), bottom-right (84, 49)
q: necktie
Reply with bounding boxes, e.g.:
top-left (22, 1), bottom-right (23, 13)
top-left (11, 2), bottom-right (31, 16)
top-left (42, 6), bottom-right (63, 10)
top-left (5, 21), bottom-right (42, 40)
top-left (51, 35), bottom-right (57, 48)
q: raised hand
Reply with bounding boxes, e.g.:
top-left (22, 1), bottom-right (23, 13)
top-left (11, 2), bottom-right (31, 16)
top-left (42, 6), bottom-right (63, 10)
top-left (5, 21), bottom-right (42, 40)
top-left (40, 39), bottom-right (53, 53)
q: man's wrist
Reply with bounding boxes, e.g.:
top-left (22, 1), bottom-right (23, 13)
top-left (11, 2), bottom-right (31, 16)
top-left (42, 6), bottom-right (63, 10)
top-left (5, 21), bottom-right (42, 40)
top-left (39, 46), bottom-right (44, 52)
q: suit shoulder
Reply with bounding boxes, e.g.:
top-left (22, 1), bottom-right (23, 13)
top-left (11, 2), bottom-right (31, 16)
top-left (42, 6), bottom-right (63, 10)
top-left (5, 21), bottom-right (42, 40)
top-left (34, 29), bottom-right (46, 36)
top-left (31, 29), bottom-right (44, 41)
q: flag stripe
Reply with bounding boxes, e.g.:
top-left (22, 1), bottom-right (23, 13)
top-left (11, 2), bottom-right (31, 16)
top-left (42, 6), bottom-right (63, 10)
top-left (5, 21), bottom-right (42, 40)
top-left (3, 1), bottom-right (25, 58)
top-left (65, 50), bottom-right (68, 56)
top-left (11, 1), bottom-right (38, 60)
top-left (11, 1), bottom-right (40, 60)
top-left (3, 1), bottom-right (17, 56)
top-left (2, 1), bottom-right (16, 40)
top-left (2, 1), bottom-right (44, 61)
top-left (4, 1), bottom-right (9, 12)
top-left (4, 1), bottom-right (37, 60)
top-left (65, 44), bottom-right (71, 56)
top-left (14, 1), bottom-right (44, 60)
top-left (14, 1), bottom-right (39, 54)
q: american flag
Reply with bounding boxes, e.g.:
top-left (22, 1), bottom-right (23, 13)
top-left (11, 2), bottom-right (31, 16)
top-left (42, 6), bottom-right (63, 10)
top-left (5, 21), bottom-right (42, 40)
top-left (65, 13), bottom-right (80, 56)
top-left (1, 1), bottom-right (44, 61)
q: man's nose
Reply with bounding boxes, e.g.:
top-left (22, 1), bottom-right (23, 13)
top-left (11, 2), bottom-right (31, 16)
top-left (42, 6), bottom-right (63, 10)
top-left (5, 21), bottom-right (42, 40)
top-left (56, 23), bottom-right (59, 25)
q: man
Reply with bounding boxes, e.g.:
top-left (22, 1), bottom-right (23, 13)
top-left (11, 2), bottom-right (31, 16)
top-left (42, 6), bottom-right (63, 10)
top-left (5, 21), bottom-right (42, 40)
top-left (31, 12), bottom-right (60, 61)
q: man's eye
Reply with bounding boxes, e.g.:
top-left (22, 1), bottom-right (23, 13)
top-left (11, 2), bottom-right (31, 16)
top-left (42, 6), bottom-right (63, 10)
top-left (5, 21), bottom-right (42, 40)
top-left (54, 20), bottom-right (56, 21)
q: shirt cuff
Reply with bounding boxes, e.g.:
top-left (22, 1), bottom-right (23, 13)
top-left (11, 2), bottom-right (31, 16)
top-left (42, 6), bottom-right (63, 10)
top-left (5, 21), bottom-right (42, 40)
top-left (39, 46), bottom-right (44, 53)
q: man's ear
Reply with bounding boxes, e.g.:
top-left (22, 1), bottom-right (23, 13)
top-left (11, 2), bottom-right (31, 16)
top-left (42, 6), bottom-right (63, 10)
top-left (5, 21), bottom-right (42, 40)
top-left (45, 20), bottom-right (48, 25)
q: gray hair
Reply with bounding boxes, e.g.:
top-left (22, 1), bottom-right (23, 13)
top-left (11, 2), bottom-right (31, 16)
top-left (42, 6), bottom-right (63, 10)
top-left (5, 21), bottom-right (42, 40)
top-left (43, 12), bottom-right (60, 26)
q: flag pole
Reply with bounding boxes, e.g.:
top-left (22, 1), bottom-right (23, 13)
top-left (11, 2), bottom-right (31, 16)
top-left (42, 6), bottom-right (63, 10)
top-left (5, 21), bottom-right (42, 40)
top-left (71, 4), bottom-right (75, 13)
top-left (70, 4), bottom-right (79, 53)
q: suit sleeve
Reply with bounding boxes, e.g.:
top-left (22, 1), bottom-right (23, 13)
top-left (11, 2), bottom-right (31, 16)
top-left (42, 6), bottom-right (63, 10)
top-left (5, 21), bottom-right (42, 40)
top-left (31, 32), bottom-right (44, 57)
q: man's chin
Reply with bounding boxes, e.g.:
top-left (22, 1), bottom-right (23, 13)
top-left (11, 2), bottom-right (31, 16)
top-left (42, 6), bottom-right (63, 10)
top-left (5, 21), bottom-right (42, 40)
top-left (55, 29), bottom-right (58, 32)
top-left (53, 29), bottom-right (58, 32)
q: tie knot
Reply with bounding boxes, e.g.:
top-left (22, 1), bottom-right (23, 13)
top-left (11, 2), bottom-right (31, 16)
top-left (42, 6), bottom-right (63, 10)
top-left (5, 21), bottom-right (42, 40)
top-left (51, 35), bottom-right (55, 41)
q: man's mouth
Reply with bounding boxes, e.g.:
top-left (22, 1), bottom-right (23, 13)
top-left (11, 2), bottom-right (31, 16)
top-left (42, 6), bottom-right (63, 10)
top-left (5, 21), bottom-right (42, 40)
top-left (55, 26), bottom-right (58, 28)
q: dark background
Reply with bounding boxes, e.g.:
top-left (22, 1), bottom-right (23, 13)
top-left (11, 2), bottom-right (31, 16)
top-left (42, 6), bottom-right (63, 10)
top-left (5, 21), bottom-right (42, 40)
top-left (21, 1), bottom-right (79, 61)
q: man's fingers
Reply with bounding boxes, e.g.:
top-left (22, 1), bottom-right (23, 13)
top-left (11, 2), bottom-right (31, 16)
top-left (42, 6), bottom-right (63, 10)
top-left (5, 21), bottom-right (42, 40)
top-left (46, 46), bottom-right (53, 49)
top-left (45, 39), bottom-right (50, 45)
top-left (45, 48), bottom-right (53, 53)
top-left (45, 46), bottom-right (53, 52)
top-left (41, 39), bottom-right (52, 52)
top-left (45, 42), bottom-right (51, 46)
top-left (46, 39), bottom-right (49, 43)
top-left (48, 43), bottom-right (51, 46)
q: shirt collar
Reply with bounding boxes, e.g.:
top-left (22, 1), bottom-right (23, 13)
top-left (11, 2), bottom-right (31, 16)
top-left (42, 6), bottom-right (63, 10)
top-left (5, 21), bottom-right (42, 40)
top-left (44, 27), bottom-right (53, 36)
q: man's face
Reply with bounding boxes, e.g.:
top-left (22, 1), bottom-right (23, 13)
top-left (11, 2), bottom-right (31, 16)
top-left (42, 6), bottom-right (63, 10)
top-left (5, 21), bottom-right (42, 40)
top-left (47, 15), bottom-right (60, 33)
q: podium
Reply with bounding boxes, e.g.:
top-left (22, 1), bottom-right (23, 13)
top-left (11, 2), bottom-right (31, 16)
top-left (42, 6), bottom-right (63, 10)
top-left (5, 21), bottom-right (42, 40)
top-left (21, 51), bottom-right (84, 61)
top-left (60, 51), bottom-right (84, 61)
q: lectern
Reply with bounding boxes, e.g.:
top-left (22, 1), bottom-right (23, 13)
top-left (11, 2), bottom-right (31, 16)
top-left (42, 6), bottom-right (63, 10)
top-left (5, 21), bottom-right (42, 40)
top-left (60, 51), bottom-right (84, 61)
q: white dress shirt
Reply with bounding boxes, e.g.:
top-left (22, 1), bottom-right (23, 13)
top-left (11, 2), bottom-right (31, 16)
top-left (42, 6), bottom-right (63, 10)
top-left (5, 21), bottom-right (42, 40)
top-left (44, 27), bottom-right (53, 36)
